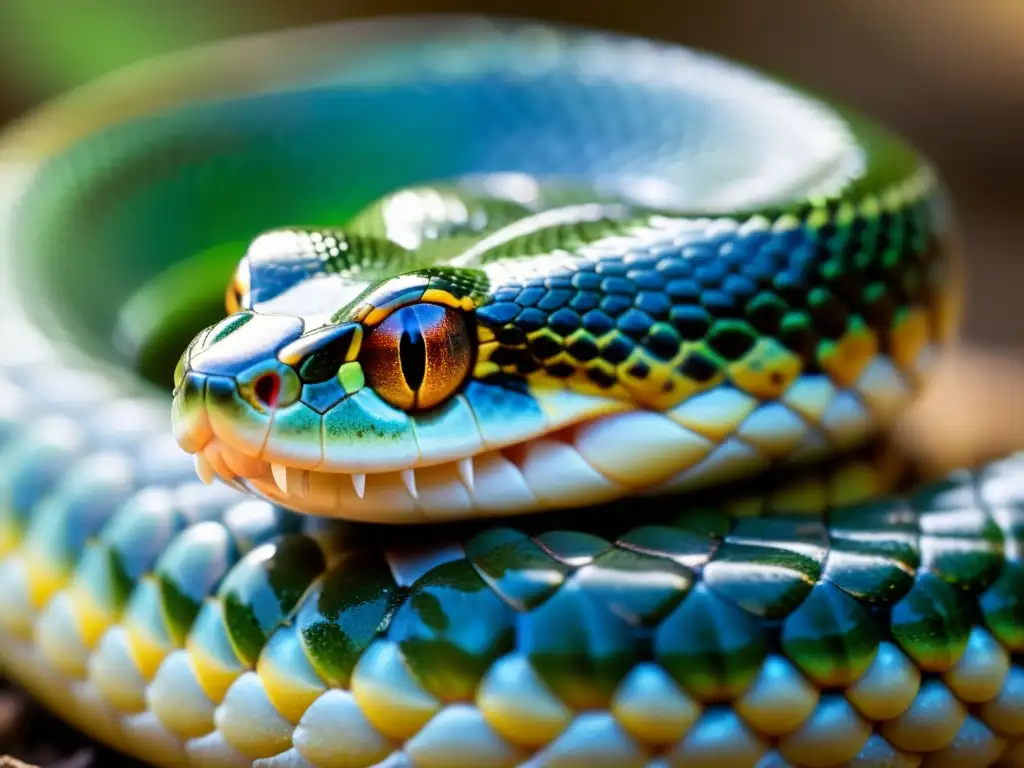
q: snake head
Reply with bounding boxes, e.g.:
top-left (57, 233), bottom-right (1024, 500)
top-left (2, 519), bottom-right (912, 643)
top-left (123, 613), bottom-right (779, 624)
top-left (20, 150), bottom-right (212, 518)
top-left (171, 280), bottom-right (661, 522)
top-left (172, 297), bottom-right (515, 521)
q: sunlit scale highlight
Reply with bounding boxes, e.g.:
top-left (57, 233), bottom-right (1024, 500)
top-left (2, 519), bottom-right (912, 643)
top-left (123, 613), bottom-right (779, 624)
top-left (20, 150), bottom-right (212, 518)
top-left (171, 170), bottom-right (954, 521)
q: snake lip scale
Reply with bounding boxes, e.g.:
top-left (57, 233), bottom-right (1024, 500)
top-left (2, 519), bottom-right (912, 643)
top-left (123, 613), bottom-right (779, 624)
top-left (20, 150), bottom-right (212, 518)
top-left (0, 14), bottom-right (1021, 768)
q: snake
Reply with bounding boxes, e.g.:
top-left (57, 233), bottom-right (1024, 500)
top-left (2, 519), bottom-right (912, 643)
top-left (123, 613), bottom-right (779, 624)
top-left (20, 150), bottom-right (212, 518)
top-left (0, 14), bottom-right (1021, 768)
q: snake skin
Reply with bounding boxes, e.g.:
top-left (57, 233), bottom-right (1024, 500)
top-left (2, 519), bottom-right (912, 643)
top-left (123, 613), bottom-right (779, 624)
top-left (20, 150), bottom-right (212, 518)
top-left (0, 16), bottom-right (1021, 768)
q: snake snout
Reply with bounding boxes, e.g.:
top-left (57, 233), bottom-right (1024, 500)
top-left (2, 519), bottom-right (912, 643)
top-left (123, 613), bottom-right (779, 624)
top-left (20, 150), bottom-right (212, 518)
top-left (171, 312), bottom-right (305, 469)
top-left (185, 312), bottom-right (305, 380)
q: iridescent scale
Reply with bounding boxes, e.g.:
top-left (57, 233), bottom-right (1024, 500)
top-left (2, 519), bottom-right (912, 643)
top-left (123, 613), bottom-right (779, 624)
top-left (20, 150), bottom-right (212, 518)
top-left (0, 16), bottom-right (1018, 768)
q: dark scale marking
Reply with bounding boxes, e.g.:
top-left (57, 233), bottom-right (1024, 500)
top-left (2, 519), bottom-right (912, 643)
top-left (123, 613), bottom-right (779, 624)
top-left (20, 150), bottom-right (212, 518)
top-left (742, 255), bottom-right (779, 288)
top-left (627, 360), bottom-right (651, 379)
top-left (781, 581), bottom-right (880, 686)
top-left (827, 258), bottom-right (869, 310)
top-left (807, 287), bottom-right (850, 340)
top-left (465, 530), bottom-right (570, 611)
top-left (496, 326), bottom-right (526, 346)
top-left (516, 357), bottom-right (542, 375)
top-left (643, 327), bottom-right (681, 361)
top-left (616, 309), bottom-right (654, 340)
top-left (210, 313), bottom-right (253, 344)
top-left (546, 361), bottom-right (575, 378)
top-left (707, 321), bottom-right (757, 361)
top-left (516, 308), bottom-right (548, 333)
top-left (582, 310), bottom-right (615, 337)
top-left (600, 335), bottom-right (634, 365)
top-left (520, 582), bottom-right (637, 709)
top-left (587, 367), bottom-right (618, 389)
top-left (566, 337), bottom-right (601, 363)
top-left (387, 560), bottom-right (516, 701)
top-left (779, 312), bottom-right (819, 364)
top-left (655, 583), bottom-right (768, 701)
top-left (548, 308), bottom-right (582, 337)
top-left (722, 274), bottom-right (758, 302)
top-left (702, 289), bottom-right (740, 318)
top-left (745, 292), bottom-right (788, 336)
top-left (678, 350), bottom-right (721, 383)
top-left (863, 283), bottom-right (897, 334)
top-left (490, 346), bottom-right (528, 367)
top-left (530, 335), bottom-right (563, 360)
top-left (670, 306), bottom-right (712, 341)
top-left (773, 271), bottom-right (809, 308)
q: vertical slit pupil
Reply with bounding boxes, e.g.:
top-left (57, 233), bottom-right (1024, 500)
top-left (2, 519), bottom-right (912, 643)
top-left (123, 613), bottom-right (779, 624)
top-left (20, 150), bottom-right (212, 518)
top-left (399, 310), bottom-right (427, 395)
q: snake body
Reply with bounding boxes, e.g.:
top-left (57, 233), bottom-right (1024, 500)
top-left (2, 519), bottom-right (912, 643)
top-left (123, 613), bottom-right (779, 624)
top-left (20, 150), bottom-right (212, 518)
top-left (0, 16), bottom-right (1021, 768)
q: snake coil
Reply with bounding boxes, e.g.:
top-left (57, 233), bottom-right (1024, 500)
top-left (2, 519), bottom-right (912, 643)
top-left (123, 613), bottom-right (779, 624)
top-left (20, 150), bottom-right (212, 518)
top-left (0, 16), bottom-right (1021, 768)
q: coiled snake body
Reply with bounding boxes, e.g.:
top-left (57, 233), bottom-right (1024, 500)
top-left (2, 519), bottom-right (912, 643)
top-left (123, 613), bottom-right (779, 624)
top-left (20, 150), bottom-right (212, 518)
top-left (0, 16), bottom-right (1021, 768)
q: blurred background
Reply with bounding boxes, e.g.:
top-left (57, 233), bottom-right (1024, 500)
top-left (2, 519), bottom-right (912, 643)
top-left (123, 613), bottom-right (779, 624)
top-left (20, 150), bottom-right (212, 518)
top-left (0, 0), bottom-right (1022, 352)
top-left (0, 2), bottom-right (1022, 765)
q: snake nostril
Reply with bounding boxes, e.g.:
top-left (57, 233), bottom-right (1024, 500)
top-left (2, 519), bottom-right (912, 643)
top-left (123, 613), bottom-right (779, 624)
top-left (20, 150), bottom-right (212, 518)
top-left (253, 372), bottom-right (282, 408)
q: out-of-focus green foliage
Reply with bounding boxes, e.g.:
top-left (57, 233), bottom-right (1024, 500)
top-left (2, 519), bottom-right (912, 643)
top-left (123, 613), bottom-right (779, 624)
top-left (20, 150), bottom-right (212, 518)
top-left (0, 0), bottom-right (281, 98)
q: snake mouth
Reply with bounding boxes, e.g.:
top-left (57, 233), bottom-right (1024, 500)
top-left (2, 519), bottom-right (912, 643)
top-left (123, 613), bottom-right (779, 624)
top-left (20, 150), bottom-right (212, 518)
top-left (172, 368), bottom-right (758, 522)
top-left (193, 431), bottom-right (637, 523)
top-left (172, 361), bottom-right (924, 523)
top-left (174, 381), bottom-right (648, 523)
top-left (171, 303), bottom-right (936, 522)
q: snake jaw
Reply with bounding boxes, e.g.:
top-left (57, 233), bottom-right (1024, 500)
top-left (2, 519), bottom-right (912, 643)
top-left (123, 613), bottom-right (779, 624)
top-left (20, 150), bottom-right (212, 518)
top-left (174, 351), bottom-right (931, 523)
top-left (172, 292), bottom-right (938, 522)
top-left (173, 330), bottom-right (646, 520)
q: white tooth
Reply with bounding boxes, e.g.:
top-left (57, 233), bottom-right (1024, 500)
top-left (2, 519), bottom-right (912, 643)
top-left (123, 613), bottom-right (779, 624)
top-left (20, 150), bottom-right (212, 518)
top-left (271, 463), bottom-right (288, 494)
top-left (456, 457), bottom-right (474, 491)
top-left (351, 473), bottom-right (366, 499)
top-left (400, 468), bottom-right (418, 499)
top-left (193, 454), bottom-right (215, 485)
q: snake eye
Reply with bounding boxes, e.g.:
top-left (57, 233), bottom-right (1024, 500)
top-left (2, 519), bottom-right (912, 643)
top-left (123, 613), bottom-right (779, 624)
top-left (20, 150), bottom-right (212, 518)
top-left (361, 304), bottom-right (472, 411)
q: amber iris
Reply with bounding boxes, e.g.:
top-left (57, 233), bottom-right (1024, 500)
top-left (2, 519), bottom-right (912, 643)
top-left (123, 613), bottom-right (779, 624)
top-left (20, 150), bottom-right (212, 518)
top-left (361, 304), bottom-right (472, 411)
top-left (225, 260), bottom-right (250, 314)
